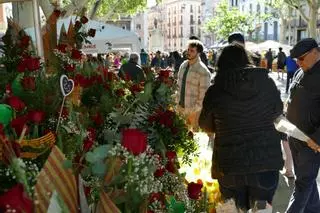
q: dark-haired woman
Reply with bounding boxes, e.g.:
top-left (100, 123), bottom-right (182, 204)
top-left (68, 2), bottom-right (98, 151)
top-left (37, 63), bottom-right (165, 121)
top-left (199, 44), bottom-right (283, 211)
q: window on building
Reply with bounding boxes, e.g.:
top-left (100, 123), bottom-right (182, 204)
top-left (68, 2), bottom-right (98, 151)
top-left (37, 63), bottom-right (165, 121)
top-left (198, 16), bottom-right (201, 24)
top-left (242, 5), bottom-right (244, 12)
top-left (180, 15), bottom-right (183, 24)
top-left (257, 4), bottom-right (260, 14)
top-left (198, 6), bottom-right (200, 13)
top-left (249, 4), bottom-right (252, 13)
top-left (136, 24), bottom-right (141, 30)
top-left (190, 5), bottom-right (193, 13)
top-left (190, 26), bottom-right (194, 35)
top-left (180, 26), bottom-right (183, 37)
top-left (190, 15), bottom-right (194, 24)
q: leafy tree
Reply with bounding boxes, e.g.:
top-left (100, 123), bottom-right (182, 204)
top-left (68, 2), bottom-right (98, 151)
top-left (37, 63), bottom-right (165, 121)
top-left (265, 0), bottom-right (293, 44)
top-left (282, 0), bottom-right (320, 38)
top-left (204, 0), bottom-right (268, 41)
top-left (5, 0), bottom-right (155, 28)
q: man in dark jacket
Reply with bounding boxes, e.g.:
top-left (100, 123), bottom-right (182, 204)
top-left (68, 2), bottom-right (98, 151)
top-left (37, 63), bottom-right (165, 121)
top-left (277, 47), bottom-right (286, 80)
top-left (228, 32), bottom-right (261, 66)
top-left (265, 48), bottom-right (273, 72)
top-left (286, 38), bottom-right (320, 213)
top-left (118, 53), bottom-right (145, 82)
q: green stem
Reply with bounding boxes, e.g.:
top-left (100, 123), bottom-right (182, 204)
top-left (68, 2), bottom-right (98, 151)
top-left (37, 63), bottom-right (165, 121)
top-left (33, 124), bottom-right (39, 139)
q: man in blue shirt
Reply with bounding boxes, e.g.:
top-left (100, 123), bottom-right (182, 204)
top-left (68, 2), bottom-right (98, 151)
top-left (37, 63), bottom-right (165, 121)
top-left (285, 55), bottom-right (299, 93)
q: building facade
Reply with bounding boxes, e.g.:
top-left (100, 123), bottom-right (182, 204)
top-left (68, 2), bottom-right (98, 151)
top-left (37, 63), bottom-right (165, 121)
top-left (231, 0), bottom-right (280, 42)
top-left (132, 12), bottom-right (148, 49)
top-left (147, 0), bottom-right (203, 52)
top-left (201, 0), bottom-right (221, 47)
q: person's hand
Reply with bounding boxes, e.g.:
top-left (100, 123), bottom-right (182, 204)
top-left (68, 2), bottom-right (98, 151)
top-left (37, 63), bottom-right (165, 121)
top-left (306, 139), bottom-right (320, 153)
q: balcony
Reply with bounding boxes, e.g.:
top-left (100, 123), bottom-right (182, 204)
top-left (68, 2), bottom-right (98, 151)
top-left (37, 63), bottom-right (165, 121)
top-left (173, 22), bottom-right (177, 26)
top-left (190, 20), bottom-right (195, 25)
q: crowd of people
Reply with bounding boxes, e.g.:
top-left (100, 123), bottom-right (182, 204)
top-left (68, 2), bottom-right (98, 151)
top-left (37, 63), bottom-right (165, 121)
top-left (176, 34), bottom-right (320, 213)
top-left (84, 34), bottom-right (319, 212)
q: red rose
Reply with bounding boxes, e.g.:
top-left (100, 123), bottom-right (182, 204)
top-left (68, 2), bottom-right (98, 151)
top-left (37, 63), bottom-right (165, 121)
top-left (149, 192), bottom-right (165, 205)
top-left (116, 88), bottom-right (125, 97)
top-left (27, 110), bottom-right (45, 124)
top-left (83, 138), bottom-right (94, 152)
top-left (104, 84), bottom-right (110, 91)
top-left (154, 167), bottom-right (165, 177)
top-left (19, 35), bottom-right (30, 48)
top-left (88, 28), bottom-right (96, 37)
top-left (75, 21), bottom-right (82, 30)
top-left (158, 115), bottom-right (173, 127)
top-left (159, 70), bottom-right (170, 79)
top-left (80, 16), bottom-right (89, 24)
top-left (171, 127), bottom-right (179, 135)
top-left (87, 127), bottom-right (97, 141)
top-left (130, 84), bottom-right (143, 94)
top-left (107, 72), bottom-right (117, 81)
top-left (187, 182), bottom-right (203, 200)
top-left (53, 9), bottom-right (61, 18)
top-left (21, 76), bottom-right (36, 91)
top-left (84, 186), bottom-right (91, 197)
top-left (71, 49), bottom-right (82, 60)
top-left (166, 151), bottom-right (177, 161)
top-left (7, 96), bottom-right (25, 112)
top-left (64, 64), bottom-right (75, 72)
top-left (6, 84), bottom-right (12, 95)
top-left (166, 161), bottom-right (176, 173)
top-left (148, 115), bottom-right (157, 124)
top-left (11, 116), bottom-right (28, 136)
top-left (57, 44), bottom-right (67, 53)
top-left (121, 129), bottom-right (147, 155)
top-left (17, 59), bottom-right (27, 72)
top-left (0, 184), bottom-right (33, 213)
top-left (25, 57), bottom-right (40, 71)
top-left (91, 113), bottom-right (104, 126)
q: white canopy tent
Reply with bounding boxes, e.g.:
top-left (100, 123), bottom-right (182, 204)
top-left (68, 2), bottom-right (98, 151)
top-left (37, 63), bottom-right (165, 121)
top-left (25, 16), bottom-right (141, 54)
top-left (247, 40), bottom-right (292, 55)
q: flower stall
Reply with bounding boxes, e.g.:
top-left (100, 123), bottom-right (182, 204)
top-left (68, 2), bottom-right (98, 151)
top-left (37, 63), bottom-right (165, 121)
top-left (0, 11), bottom-right (220, 213)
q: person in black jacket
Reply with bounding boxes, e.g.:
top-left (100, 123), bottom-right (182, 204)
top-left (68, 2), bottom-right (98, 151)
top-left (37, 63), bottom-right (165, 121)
top-left (285, 38), bottom-right (320, 213)
top-left (199, 43), bottom-right (283, 211)
top-left (118, 53), bottom-right (145, 83)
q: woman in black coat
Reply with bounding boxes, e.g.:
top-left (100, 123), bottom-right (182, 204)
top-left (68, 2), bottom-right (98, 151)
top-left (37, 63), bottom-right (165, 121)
top-left (199, 44), bottom-right (283, 211)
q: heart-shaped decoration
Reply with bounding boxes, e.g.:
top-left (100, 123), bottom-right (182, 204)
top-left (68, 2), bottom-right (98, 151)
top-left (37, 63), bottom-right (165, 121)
top-left (60, 75), bottom-right (74, 97)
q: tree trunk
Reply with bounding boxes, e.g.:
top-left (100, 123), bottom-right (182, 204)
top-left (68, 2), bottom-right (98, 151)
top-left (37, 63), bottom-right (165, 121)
top-left (279, 17), bottom-right (288, 44)
top-left (12, 2), bottom-right (34, 28)
top-left (308, 1), bottom-right (318, 38)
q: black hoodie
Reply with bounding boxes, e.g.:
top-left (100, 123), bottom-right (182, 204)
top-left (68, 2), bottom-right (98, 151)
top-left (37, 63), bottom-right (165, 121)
top-left (199, 67), bottom-right (283, 175)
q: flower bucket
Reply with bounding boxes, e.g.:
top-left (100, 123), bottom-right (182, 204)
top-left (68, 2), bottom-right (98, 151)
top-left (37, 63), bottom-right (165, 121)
top-left (20, 131), bottom-right (56, 159)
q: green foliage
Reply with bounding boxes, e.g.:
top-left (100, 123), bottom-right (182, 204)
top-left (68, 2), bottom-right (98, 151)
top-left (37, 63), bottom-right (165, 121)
top-left (87, 0), bottom-right (148, 18)
top-left (205, 0), bottom-right (268, 40)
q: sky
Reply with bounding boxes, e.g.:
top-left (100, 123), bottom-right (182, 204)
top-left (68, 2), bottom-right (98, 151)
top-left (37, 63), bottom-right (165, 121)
top-left (147, 0), bottom-right (157, 7)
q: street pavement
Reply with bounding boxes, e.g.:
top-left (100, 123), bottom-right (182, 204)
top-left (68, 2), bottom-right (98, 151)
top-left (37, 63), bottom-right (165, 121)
top-left (269, 72), bottom-right (320, 213)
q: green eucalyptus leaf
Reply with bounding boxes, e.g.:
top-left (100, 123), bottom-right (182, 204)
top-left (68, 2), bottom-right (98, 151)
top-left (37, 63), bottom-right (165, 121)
top-left (91, 161), bottom-right (107, 177)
